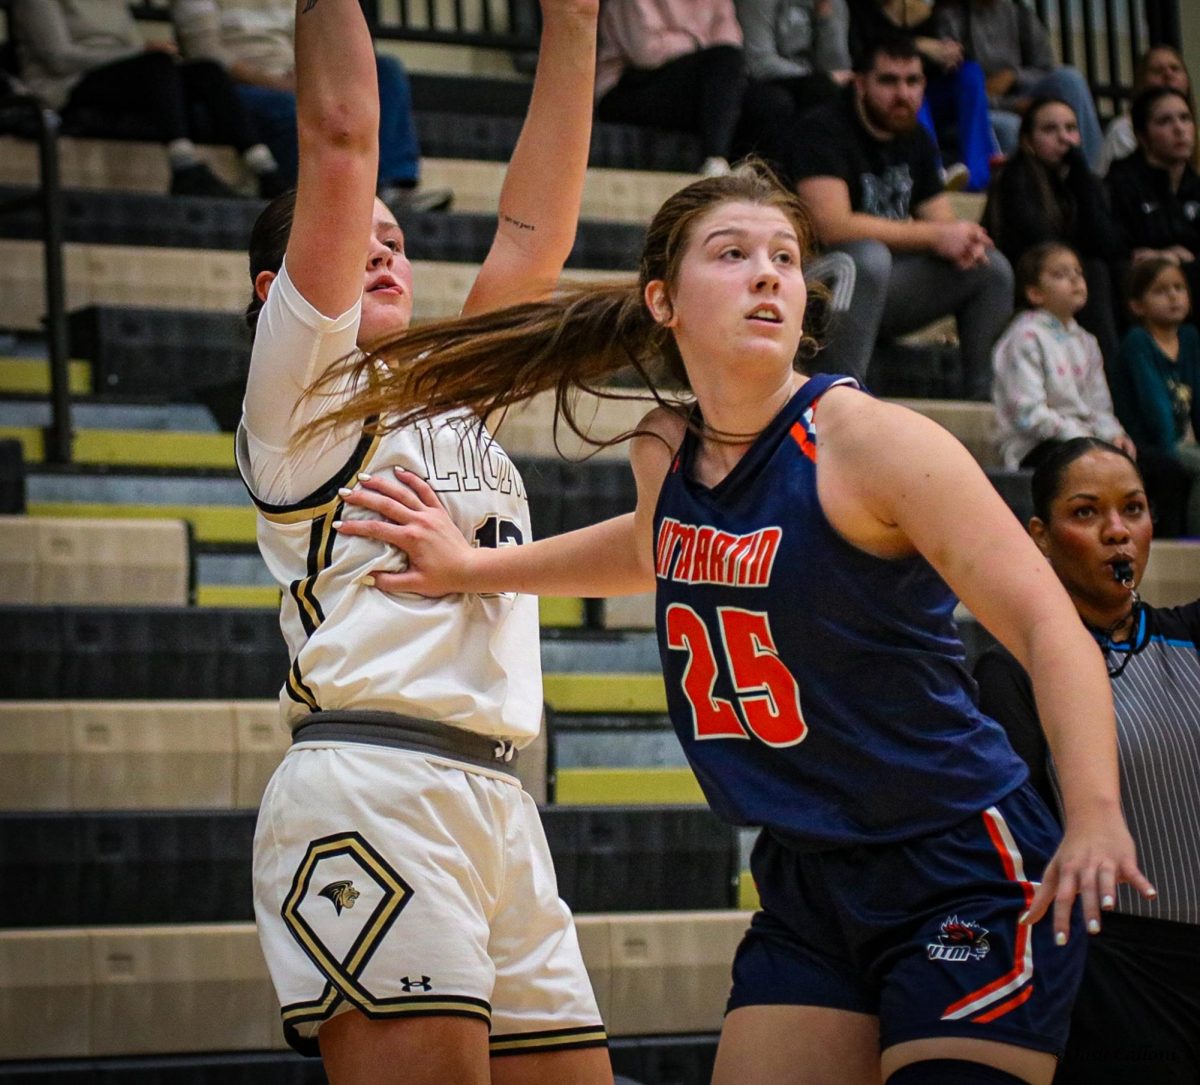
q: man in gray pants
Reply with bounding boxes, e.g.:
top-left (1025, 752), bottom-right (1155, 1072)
top-left (793, 36), bottom-right (1012, 398)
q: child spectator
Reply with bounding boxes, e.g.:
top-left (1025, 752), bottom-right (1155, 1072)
top-left (983, 97), bottom-right (1123, 365)
top-left (13, 0), bottom-right (282, 197)
top-left (595, 0), bottom-right (747, 176)
top-left (993, 241), bottom-right (1133, 468)
top-left (1117, 258), bottom-right (1200, 532)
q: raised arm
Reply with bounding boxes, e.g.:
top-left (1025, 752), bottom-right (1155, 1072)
top-left (463, 0), bottom-right (599, 315)
top-left (284, 0), bottom-right (379, 319)
top-left (816, 390), bottom-right (1154, 942)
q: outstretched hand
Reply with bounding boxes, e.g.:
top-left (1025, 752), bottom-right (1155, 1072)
top-left (334, 468), bottom-right (477, 597)
top-left (1020, 807), bottom-right (1156, 944)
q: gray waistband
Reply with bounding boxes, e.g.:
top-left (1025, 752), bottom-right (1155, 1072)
top-left (291, 710), bottom-right (519, 777)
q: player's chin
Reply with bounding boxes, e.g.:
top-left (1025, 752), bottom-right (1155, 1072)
top-left (361, 297), bottom-right (414, 344)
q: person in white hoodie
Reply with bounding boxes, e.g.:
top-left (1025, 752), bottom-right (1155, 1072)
top-left (992, 240), bottom-right (1134, 469)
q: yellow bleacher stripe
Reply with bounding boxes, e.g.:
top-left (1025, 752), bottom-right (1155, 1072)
top-left (74, 430), bottom-right (235, 469)
top-left (28, 503), bottom-right (256, 544)
top-left (0, 357), bottom-right (91, 395)
top-left (555, 767), bottom-right (702, 805)
top-left (542, 672), bottom-right (667, 713)
top-left (738, 870), bottom-right (759, 911)
top-left (195, 584), bottom-right (281, 608)
top-left (0, 426), bottom-right (42, 461)
top-left (539, 596), bottom-right (584, 628)
top-left (0, 427), bottom-right (235, 469)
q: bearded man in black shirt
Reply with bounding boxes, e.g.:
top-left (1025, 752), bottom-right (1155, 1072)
top-left (793, 36), bottom-right (1013, 398)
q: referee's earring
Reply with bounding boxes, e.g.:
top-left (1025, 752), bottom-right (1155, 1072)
top-left (644, 280), bottom-right (676, 328)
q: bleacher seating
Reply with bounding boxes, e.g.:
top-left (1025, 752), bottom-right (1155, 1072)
top-left (0, 2), bottom-right (1196, 1080)
top-left (0, 516), bottom-right (192, 605)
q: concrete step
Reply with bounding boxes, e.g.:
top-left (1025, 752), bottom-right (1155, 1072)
top-left (0, 239), bottom-right (622, 332)
top-left (0, 136), bottom-right (983, 225)
top-left (0, 912), bottom-right (749, 1060)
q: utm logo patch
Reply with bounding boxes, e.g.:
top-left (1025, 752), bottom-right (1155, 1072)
top-left (927, 915), bottom-right (991, 962)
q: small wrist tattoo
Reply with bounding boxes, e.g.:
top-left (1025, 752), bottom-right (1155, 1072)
top-left (501, 213), bottom-right (536, 232)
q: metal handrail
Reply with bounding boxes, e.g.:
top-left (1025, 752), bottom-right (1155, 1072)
top-left (0, 92), bottom-right (71, 464)
top-left (1029, 0), bottom-right (1185, 115)
top-left (129, 0), bottom-right (541, 51)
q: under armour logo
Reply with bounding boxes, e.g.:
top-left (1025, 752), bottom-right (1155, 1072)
top-left (400, 975), bottom-right (432, 992)
top-left (318, 880), bottom-right (360, 915)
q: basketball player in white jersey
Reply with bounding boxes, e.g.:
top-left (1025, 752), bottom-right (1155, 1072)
top-left (237, 1), bottom-right (611, 1082)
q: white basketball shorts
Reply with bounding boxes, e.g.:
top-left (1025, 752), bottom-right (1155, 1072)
top-left (252, 740), bottom-right (607, 1057)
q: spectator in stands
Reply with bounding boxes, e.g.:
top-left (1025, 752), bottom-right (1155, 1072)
top-left (170, 0), bottom-right (451, 211)
top-left (1098, 44), bottom-right (1193, 177)
top-left (793, 35), bottom-right (1012, 396)
top-left (983, 97), bottom-right (1123, 366)
top-left (595, 0), bottom-right (747, 177)
top-left (933, 0), bottom-right (1104, 168)
top-left (1107, 87), bottom-right (1200, 320)
top-left (1117, 258), bottom-right (1200, 533)
top-left (241, 0), bottom-right (610, 1077)
top-left (846, 0), bottom-right (993, 190)
top-left (991, 241), bottom-right (1132, 470)
top-left (733, 0), bottom-right (853, 178)
top-left (975, 436), bottom-right (1200, 1084)
top-left (12, 0), bottom-right (283, 197)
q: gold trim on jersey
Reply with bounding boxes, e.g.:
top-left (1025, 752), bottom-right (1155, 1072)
top-left (243, 427), bottom-right (382, 524)
top-left (280, 985), bottom-right (491, 1026)
top-left (289, 507), bottom-right (339, 638)
top-left (286, 658), bottom-right (320, 710)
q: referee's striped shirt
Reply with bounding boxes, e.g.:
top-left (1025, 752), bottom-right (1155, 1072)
top-left (975, 602), bottom-right (1200, 926)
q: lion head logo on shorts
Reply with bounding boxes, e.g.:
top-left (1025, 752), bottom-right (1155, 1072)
top-left (927, 915), bottom-right (990, 962)
top-left (319, 879), bottom-right (361, 915)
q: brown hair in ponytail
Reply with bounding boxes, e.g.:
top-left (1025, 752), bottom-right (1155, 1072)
top-left (304, 160), bottom-right (821, 449)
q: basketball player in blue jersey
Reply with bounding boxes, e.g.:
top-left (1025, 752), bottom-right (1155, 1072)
top-left (327, 163), bottom-right (1156, 1084)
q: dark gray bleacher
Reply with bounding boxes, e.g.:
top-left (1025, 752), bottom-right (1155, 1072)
top-left (0, 806), bottom-right (737, 926)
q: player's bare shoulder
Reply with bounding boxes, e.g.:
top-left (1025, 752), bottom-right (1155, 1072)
top-left (630, 404), bottom-right (688, 502)
top-left (816, 385), bottom-right (952, 467)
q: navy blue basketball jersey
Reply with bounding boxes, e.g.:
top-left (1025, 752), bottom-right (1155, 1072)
top-left (653, 374), bottom-right (1028, 849)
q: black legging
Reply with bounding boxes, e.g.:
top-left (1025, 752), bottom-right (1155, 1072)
top-left (597, 44), bottom-right (746, 163)
top-left (62, 51), bottom-right (261, 151)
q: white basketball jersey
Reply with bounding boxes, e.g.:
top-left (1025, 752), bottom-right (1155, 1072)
top-left (237, 265), bottom-right (542, 742)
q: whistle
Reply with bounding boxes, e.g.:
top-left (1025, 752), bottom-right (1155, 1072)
top-left (1112, 560), bottom-right (1134, 586)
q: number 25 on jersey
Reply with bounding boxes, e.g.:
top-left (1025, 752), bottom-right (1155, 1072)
top-left (665, 603), bottom-right (807, 747)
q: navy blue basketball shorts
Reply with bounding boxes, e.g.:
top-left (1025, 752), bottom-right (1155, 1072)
top-left (728, 783), bottom-right (1086, 1056)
